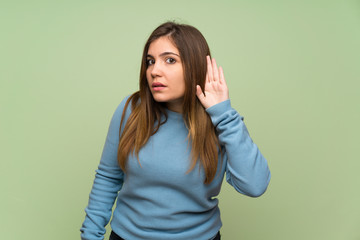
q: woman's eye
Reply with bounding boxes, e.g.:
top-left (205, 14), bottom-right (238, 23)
top-left (146, 59), bottom-right (155, 66)
top-left (166, 58), bottom-right (176, 64)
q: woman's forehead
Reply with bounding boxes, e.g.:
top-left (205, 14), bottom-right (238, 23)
top-left (147, 37), bottom-right (179, 56)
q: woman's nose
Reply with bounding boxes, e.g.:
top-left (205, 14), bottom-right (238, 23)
top-left (150, 62), bottom-right (162, 78)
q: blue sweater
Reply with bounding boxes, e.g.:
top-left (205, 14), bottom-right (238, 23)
top-left (81, 97), bottom-right (271, 240)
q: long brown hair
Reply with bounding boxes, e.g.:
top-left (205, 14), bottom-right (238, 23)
top-left (118, 22), bottom-right (221, 184)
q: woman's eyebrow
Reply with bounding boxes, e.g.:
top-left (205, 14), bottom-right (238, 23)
top-left (146, 52), bottom-right (180, 58)
top-left (160, 52), bottom-right (180, 57)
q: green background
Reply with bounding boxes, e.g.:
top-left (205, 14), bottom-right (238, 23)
top-left (1, 0), bottom-right (359, 239)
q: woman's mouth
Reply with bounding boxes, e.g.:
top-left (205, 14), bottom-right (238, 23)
top-left (152, 82), bottom-right (166, 91)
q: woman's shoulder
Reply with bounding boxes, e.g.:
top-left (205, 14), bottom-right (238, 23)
top-left (113, 94), bottom-right (136, 118)
top-left (118, 94), bottom-right (133, 110)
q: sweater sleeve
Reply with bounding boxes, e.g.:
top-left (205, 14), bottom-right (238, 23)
top-left (206, 100), bottom-right (271, 197)
top-left (80, 97), bottom-right (130, 240)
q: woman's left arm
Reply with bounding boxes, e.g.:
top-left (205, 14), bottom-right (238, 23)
top-left (196, 56), bottom-right (271, 197)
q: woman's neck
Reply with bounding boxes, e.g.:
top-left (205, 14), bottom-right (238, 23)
top-left (165, 101), bottom-right (183, 113)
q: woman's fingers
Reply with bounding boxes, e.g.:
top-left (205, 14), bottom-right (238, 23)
top-left (196, 85), bottom-right (205, 102)
top-left (207, 56), bottom-right (213, 83)
top-left (199, 57), bottom-right (229, 109)
top-left (206, 56), bottom-right (222, 83)
top-left (212, 58), bottom-right (219, 82)
top-left (219, 66), bottom-right (225, 84)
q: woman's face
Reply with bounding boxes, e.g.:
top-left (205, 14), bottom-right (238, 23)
top-left (146, 36), bottom-right (185, 113)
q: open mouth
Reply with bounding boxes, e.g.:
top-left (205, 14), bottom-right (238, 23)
top-left (152, 82), bottom-right (166, 91)
top-left (152, 82), bottom-right (166, 87)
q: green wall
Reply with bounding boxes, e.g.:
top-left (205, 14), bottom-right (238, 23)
top-left (1, 1), bottom-right (359, 239)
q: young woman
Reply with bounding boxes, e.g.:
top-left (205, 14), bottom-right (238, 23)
top-left (81, 22), bottom-right (271, 240)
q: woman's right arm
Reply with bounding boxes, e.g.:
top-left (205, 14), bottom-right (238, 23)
top-left (80, 97), bottom-right (130, 240)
